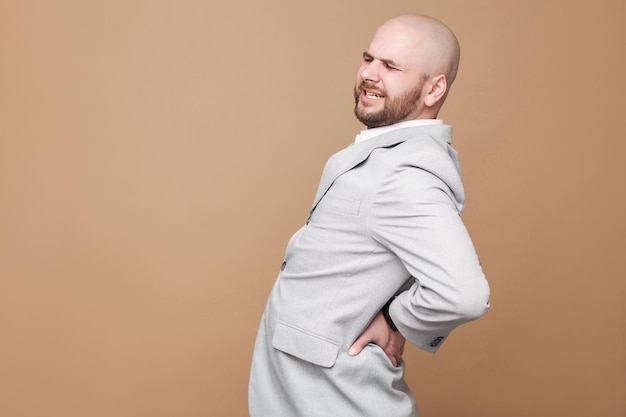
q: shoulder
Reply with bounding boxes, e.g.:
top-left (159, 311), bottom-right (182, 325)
top-left (373, 137), bottom-right (466, 212)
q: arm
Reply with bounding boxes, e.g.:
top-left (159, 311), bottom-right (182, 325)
top-left (370, 167), bottom-right (490, 353)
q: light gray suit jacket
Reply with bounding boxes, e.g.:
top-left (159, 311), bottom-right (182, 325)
top-left (249, 125), bottom-right (490, 417)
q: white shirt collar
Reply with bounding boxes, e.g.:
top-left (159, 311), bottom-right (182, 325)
top-left (354, 119), bottom-right (443, 144)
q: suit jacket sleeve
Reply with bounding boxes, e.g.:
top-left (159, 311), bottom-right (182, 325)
top-left (369, 165), bottom-right (490, 353)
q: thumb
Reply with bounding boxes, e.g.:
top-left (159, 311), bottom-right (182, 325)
top-left (348, 334), bottom-right (370, 356)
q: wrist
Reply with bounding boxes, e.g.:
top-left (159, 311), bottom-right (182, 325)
top-left (382, 296), bottom-right (398, 332)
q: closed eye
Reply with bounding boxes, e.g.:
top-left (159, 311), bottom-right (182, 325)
top-left (362, 52), bottom-right (402, 71)
top-left (384, 62), bottom-right (401, 71)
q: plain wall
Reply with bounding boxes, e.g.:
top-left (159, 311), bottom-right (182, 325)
top-left (1, 1), bottom-right (624, 416)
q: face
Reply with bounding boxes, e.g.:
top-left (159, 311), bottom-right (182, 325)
top-left (354, 23), bottom-right (429, 128)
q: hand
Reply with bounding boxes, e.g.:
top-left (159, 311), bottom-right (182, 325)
top-left (348, 311), bottom-right (406, 367)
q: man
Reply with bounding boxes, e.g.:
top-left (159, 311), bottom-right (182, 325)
top-left (248, 13), bottom-right (490, 417)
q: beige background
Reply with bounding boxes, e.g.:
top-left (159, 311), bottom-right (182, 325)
top-left (1, 1), bottom-right (624, 416)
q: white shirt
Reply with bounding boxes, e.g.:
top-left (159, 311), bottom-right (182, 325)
top-left (354, 119), bottom-right (443, 144)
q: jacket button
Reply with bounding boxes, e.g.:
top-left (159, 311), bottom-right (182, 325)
top-left (281, 261), bottom-right (286, 271)
top-left (430, 336), bottom-right (445, 347)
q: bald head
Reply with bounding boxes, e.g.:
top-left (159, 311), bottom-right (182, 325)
top-left (378, 14), bottom-right (460, 86)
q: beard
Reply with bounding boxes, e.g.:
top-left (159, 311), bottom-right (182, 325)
top-left (354, 81), bottom-right (423, 128)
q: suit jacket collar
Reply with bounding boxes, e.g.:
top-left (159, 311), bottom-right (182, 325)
top-left (309, 124), bottom-right (453, 217)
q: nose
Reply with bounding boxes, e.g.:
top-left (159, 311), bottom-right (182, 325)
top-left (358, 60), bottom-right (382, 83)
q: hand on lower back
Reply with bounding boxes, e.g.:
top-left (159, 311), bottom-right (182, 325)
top-left (348, 310), bottom-right (406, 367)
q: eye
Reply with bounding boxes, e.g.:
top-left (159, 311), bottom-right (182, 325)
top-left (362, 52), bottom-right (373, 62)
top-left (384, 62), bottom-right (400, 71)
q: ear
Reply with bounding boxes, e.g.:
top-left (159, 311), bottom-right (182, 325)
top-left (423, 74), bottom-right (447, 108)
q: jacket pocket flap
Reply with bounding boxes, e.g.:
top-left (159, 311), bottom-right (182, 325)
top-left (272, 321), bottom-right (339, 368)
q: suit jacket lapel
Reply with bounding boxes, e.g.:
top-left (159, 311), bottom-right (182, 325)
top-left (309, 124), bottom-right (452, 217)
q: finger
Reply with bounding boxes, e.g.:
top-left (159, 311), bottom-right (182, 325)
top-left (348, 334), bottom-right (371, 356)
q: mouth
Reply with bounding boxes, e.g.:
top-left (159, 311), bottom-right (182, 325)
top-left (364, 90), bottom-right (384, 100)
top-left (355, 81), bottom-right (386, 107)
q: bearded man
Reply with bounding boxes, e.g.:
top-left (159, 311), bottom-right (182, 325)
top-left (248, 13), bottom-right (490, 417)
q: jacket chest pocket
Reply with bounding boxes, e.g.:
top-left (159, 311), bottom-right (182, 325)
top-left (318, 195), bottom-right (361, 216)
